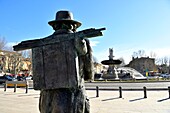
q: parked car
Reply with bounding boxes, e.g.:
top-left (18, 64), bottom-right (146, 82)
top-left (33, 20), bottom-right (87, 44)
top-left (17, 76), bottom-right (24, 81)
top-left (94, 73), bottom-right (103, 80)
top-left (0, 75), bottom-right (16, 84)
top-left (24, 76), bottom-right (33, 80)
top-left (160, 73), bottom-right (170, 79)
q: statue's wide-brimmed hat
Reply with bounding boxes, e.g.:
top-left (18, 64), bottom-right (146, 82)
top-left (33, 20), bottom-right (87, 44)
top-left (48, 10), bottom-right (82, 28)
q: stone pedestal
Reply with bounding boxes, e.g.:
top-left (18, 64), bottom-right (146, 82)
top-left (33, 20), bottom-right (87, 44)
top-left (101, 48), bottom-right (121, 80)
top-left (102, 66), bottom-right (119, 80)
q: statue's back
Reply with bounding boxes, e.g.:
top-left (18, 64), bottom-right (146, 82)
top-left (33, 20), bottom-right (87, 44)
top-left (32, 36), bottom-right (79, 90)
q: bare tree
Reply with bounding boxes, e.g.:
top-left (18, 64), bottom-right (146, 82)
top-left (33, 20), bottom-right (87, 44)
top-left (23, 50), bottom-right (32, 75)
top-left (0, 38), bottom-right (32, 74)
top-left (0, 55), bottom-right (5, 72)
top-left (132, 50), bottom-right (146, 58)
top-left (157, 57), bottom-right (168, 66)
top-left (0, 36), bottom-right (7, 72)
top-left (169, 57), bottom-right (170, 73)
top-left (138, 50), bottom-right (145, 57)
top-left (11, 50), bottom-right (32, 74)
top-left (5, 52), bottom-right (23, 74)
top-left (156, 56), bottom-right (170, 73)
top-left (0, 37), bottom-right (7, 50)
top-left (155, 58), bottom-right (161, 65)
top-left (163, 56), bottom-right (168, 66)
top-left (132, 52), bottom-right (138, 58)
top-left (150, 51), bottom-right (157, 58)
top-left (21, 49), bottom-right (32, 58)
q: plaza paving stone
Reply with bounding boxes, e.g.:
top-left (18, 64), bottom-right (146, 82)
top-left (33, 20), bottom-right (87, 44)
top-left (0, 88), bottom-right (170, 113)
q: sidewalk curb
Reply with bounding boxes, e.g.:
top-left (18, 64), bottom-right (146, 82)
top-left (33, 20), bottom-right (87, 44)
top-left (86, 87), bottom-right (169, 91)
top-left (86, 80), bottom-right (170, 83)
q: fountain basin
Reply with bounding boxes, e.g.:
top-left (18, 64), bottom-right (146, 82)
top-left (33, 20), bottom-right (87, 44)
top-left (101, 59), bottom-right (122, 65)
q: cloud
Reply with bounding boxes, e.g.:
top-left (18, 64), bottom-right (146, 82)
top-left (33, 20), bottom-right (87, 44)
top-left (6, 42), bottom-right (17, 47)
top-left (90, 41), bottom-right (99, 47)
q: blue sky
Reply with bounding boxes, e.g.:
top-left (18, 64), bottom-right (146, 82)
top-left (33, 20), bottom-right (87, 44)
top-left (0, 0), bottom-right (170, 64)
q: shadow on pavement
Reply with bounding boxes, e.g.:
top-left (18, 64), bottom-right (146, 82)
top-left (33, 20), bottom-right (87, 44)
top-left (89, 96), bottom-right (98, 99)
top-left (17, 94), bottom-right (39, 97)
top-left (102, 97), bottom-right (121, 101)
top-left (3, 93), bottom-right (25, 95)
top-left (157, 98), bottom-right (170, 102)
top-left (129, 97), bottom-right (146, 102)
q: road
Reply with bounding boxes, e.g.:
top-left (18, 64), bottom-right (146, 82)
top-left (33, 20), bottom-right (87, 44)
top-left (85, 81), bottom-right (170, 90)
top-left (1, 81), bottom-right (170, 90)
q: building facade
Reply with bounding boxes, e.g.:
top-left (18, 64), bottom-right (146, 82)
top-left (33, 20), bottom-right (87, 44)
top-left (127, 57), bottom-right (157, 75)
top-left (0, 50), bottom-right (31, 74)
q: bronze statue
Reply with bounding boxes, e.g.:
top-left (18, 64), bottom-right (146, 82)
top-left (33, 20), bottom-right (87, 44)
top-left (13, 10), bottom-right (105, 113)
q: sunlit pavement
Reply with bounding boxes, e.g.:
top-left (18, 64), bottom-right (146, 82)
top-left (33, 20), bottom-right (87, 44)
top-left (0, 88), bottom-right (170, 113)
top-left (88, 90), bottom-right (170, 113)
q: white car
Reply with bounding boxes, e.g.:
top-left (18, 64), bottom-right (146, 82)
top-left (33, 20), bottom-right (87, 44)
top-left (25, 76), bottom-right (33, 80)
top-left (160, 73), bottom-right (170, 78)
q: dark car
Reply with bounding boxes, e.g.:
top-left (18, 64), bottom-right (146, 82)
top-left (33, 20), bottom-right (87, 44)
top-left (120, 73), bottom-right (132, 79)
top-left (0, 75), bottom-right (14, 84)
top-left (94, 73), bottom-right (103, 80)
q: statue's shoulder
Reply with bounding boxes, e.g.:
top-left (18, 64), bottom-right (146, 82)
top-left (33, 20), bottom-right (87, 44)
top-left (43, 32), bottom-right (75, 43)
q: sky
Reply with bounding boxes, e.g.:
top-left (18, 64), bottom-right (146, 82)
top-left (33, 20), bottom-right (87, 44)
top-left (0, 0), bottom-right (170, 64)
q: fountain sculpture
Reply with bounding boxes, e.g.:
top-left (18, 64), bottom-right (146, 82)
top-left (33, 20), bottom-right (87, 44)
top-left (101, 48), bottom-right (122, 79)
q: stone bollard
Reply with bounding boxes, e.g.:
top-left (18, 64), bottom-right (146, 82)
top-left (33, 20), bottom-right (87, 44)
top-left (4, 83), bottom-right (7, 92)
top-left (14, 84), bottom-right (17, 92)
top-left (25, 83), bottom-right (28, 93)
top-left (143, 86), bottom-right (147, 98)
top-left (119, 86), bottom-right (122, 98)
top-left (168, 86), bottom-right (170, 98)
top-left (96, 86), bottom-right (99, 97)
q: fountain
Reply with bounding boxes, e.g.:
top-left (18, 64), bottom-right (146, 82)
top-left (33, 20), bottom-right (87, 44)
top-left (101, 48), bottom-right (122, 79)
